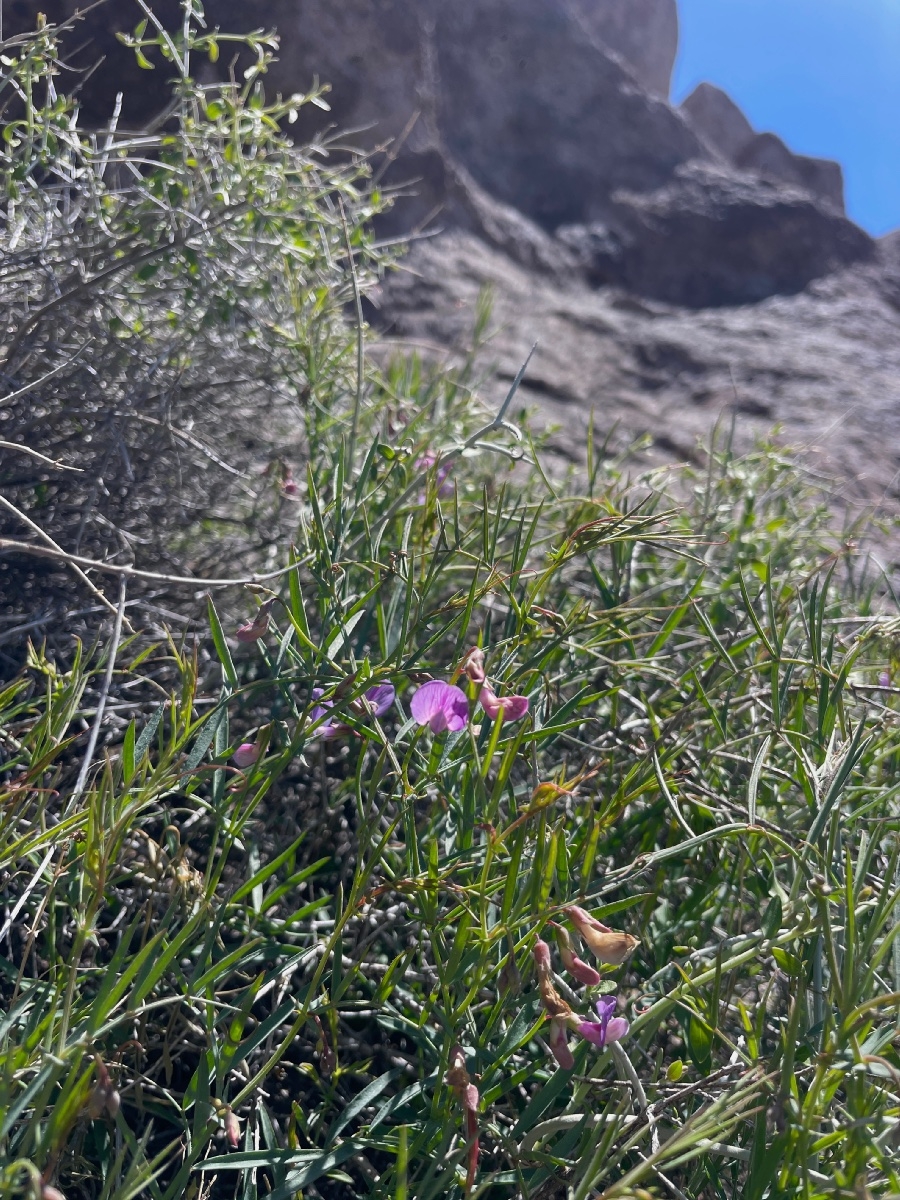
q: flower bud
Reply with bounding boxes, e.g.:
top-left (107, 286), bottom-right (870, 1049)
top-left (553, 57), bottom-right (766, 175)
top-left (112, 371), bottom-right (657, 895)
top-left (479, 685), bottom-right (529, 722)
top-left (232, 742), bottom-right (260, 769)
top-left (555, 927), bottom-right (601, 987)
top-left (224, 1106), bottom-right (241, 1148)
top-left (87, 1084), bottom-right (107, 1119)
top-left (236, 599), bottom-right (274, 643)
top-left (532, 938), bottom-right (552, 972)
top-left (547, 1018), bottom-right (575, 1069)
top-left (461, 647), bottom-right (486, 685)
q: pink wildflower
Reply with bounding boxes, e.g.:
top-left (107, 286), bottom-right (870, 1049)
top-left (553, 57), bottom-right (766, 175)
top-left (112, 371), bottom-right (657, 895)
top-left (555, 926), bottom-right (601, 987)
top-left (410, 680), bottom-right (469, 733)
top-left (576, 996), bottom-right (630, 1050)
top-left (236, 599), bottom-right (275, 643)
top-left (309, 684), bottom-right (395, 739)
top-left (233, 742), bottom-right (260, 769)
top-left (479, 685), bottom-right (529, 722)
top-left (532, 938), bottom-right (629, 1068)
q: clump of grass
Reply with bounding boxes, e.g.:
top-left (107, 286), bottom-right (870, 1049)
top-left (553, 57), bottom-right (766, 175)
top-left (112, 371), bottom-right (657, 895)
top-left (3, 7), bottom-right (900, 1200)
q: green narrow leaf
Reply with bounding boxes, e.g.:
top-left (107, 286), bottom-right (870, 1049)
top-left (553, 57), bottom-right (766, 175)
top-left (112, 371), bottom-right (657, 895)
top-left (134, 702), bottom-right (165, 763)
top-left (747, 734), bottom-right (771, 827)
top-left (207, 596), bottom-right (238, 688)
top-left (122, 717), bottom-right (136, 781)
top-left (326, 1069), bottom-right (401, 1145)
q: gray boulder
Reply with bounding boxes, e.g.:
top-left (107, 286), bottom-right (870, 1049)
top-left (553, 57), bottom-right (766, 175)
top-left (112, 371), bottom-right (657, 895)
top-left (377, 228), bottom-right (900, 529)
top-left (559, 162), bottom-right (873, 306)
top-left (680, 82), bottom-right (845, 212)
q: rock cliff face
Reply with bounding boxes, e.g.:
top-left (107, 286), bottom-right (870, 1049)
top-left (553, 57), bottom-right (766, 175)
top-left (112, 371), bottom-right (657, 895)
top-left (431, 0), bottom-right (704, 230)
top-left (565, 0), bottom-right (679, 95)
top-left (559, 163), bottom-right (872, 307)
top-left (12, 0), bottom-right (871, 304)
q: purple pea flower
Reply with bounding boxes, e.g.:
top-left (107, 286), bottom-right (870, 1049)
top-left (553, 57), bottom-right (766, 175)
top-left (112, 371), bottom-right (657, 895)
top-left (410, 680), bottom-right (469, 733)
top-left (479, 685), bottom-right (529, 723)
top-left (532, 939), bottom-right (629, 1069)
top-left (358, 684), bottom-right (396, 717)
top-left (309, 689), bottom-right (342, 740)
top-left (880, 670), bottom-right (892, 691)
top-left (309, 684), bottom-right (396, 739)
top-left (577, 996), bottom-right (630, 1050)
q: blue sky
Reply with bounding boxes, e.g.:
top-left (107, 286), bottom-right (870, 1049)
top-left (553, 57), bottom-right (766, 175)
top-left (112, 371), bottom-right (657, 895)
top-left (672, 0), bottom-right (900, 236)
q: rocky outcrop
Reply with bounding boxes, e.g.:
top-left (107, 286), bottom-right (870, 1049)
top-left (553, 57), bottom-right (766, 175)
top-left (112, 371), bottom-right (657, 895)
top-left (431, 0), bottom-right (705, 230)
top-left (680, 82), bottom-right (845, 212)
top-left (735, 135), bottom-right (844, 214)
top-left (8, 1), bottom-right (882, 311)
top-left (558, 163), bottom-right (873, 307)
top-left (679, 83), bottom-right (755, 161)
top-left (11, 0), bottom-right (707, 234)
top-left (565, 0), bottom-right (679, 96)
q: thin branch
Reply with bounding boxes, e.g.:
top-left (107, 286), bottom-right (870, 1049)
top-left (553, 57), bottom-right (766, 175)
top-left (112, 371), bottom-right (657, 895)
top-left (0, 495), bottom-right (121, 620)
top-left (0, 340), bottom-right (94, 408)
top-left (0, 537), bottom-right (310, 588)
top-left (68, 575), bottom-right (128, 810)
top-left (0, 442), bottom-right (83, 472)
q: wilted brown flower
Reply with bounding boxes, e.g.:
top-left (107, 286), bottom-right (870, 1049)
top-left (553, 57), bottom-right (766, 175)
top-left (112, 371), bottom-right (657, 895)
top-left (563, 906), bottom-right (639, 965)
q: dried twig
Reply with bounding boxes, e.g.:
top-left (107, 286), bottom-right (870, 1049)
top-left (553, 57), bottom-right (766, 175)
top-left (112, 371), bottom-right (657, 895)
top-left (0, 495), bottom-right (120, 620)
top-left (0, 536), bottom-right (308, 588)
top-left (0, 442), bottom-right (83, 472)
top-left (68, 575), bottom-right (128, 810)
